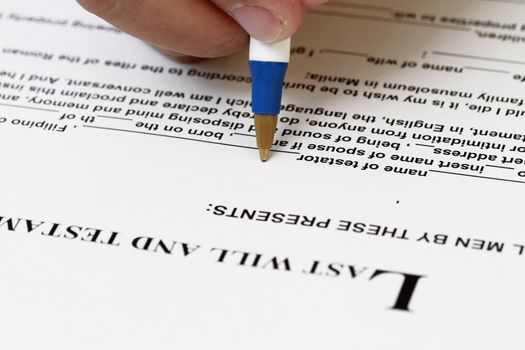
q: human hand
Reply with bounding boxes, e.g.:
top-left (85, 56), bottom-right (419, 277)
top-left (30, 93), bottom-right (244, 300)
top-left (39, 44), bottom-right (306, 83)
top-left (77, 0), bottom-right (330, 61)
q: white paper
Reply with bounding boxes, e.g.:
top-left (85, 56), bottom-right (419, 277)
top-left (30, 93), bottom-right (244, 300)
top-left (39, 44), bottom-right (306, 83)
top-left (1, 0), bottom-right (525, 349)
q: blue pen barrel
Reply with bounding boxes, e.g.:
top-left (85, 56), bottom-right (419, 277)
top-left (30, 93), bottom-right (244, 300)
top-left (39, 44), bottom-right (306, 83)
top-left (249, 61), bottom-right (288, 115)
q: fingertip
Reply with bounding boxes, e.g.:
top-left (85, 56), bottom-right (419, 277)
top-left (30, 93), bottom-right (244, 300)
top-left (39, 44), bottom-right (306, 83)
top-left (214, 0), bottom-right (306, 43)
top-left (302, 0), bottom-right (331, 7)
top-left (76, 0), bottom-right (120, 17)
top-left (229, 5), bottom-right (284, 43)
top-left (155, 47), bottom-right (204, 63)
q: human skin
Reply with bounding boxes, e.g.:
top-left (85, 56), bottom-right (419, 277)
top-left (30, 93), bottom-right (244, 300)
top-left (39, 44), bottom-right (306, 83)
top-left (76, 0), bottom-right (330, 60)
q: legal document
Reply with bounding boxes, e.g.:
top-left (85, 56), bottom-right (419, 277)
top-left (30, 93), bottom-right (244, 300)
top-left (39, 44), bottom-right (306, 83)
top-left (1, 0), bottom-right (525, 348)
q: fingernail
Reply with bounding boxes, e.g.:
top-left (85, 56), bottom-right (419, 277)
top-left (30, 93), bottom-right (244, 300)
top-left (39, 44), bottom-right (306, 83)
top-left (229, 5), bottom-right (284, 43)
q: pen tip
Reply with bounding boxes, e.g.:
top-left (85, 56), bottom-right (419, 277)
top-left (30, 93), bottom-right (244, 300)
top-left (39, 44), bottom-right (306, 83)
top-left (254, 114), bottom-right (277, 162)
top-left (259, 148), bottom-right (270, 162)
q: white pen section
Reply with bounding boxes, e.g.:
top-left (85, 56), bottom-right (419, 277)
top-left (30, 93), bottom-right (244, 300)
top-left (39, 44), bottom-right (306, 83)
top-left (249, 38), bottom-right (291, 63)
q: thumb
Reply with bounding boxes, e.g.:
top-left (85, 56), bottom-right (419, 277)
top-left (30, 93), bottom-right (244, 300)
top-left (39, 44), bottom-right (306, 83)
top-left (211, 0), bottom-right (316, 43)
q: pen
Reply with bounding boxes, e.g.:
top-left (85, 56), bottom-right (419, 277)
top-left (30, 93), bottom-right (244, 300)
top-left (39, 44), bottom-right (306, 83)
top-left (249, 37), bottom-right (291, 162)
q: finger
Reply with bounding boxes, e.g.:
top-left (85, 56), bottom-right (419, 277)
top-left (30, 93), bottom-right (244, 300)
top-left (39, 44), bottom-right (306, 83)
top-left (211, 0), bottom-right (302, 43)
top-left (212, 0), bottom-right (332, 43)
top-left (76, 0), bottom-right (248, 58)
top-left (154, 46), bottom-right (204, 63)
top-left (303, 0), bottom-right (331, 6)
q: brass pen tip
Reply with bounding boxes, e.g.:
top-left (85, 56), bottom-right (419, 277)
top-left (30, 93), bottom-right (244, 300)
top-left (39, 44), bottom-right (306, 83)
top-left (259, 148), bottom-right (270, 162)
top-left (254, 113), bottom-right (278, 162)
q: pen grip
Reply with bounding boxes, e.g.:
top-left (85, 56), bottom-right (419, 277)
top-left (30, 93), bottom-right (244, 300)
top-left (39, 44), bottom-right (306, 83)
top-left (249, 61), bottom-right (288, 115)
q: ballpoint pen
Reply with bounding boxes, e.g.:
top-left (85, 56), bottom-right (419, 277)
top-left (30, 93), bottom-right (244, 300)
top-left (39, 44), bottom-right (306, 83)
top-left (249, 37), bottom-right (291, 162)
